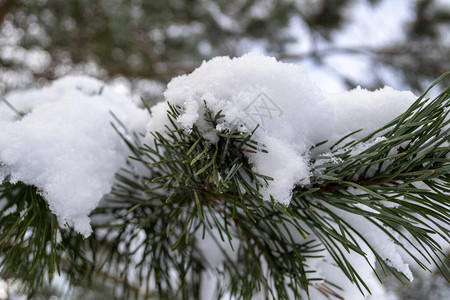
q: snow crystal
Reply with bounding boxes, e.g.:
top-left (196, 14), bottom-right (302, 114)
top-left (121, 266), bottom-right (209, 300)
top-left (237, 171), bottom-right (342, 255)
top-left (0, 76), bottom-right (149, 236)
top-left (153, 53), bottom-right (416, 205)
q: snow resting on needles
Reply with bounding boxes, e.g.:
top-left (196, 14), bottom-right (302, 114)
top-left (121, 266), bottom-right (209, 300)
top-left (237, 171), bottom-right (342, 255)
top-left (0, 76), bottom-right (150, 236)
top-left (0, 53), bottom-right (416, 236)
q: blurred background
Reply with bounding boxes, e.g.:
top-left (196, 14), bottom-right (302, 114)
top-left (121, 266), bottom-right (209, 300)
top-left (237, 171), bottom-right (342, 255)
top-left (1, 0), bottom-right (450, 103)
top-left (0, 0), bottom-right (449, 299)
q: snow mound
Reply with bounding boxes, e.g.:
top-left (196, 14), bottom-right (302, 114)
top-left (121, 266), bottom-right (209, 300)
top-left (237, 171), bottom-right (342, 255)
top-left (0, 76), bottom-right (149, 236)
top-left (327, 85), bottom-right (417, 141)
top-left (149, 53), bottom-right (416, 205)
top-left (0, 54), bottom-right (418, 235)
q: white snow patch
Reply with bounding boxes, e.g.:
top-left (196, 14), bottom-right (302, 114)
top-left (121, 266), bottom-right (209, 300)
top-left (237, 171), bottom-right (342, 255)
top-left (327, 86), bottom-right (416, 141)
top-left (0, 76), bottom-right (149, 236)
top-left (152, 53), bottom-right (416, 205)
top-left (329, 203), bottom-right (413, 281)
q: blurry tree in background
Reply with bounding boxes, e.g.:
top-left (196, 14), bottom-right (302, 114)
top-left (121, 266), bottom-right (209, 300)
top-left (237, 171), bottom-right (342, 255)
top-left (1, 0), bottom-right (449, 100)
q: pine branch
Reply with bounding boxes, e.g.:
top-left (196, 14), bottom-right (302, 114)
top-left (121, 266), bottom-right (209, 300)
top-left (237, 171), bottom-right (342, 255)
top-left (0, 182), bottom-right (92, 293)
top-left (107, 75), bottom-right (449, 298)
top-left (0, 74), bottom-right (449, 299)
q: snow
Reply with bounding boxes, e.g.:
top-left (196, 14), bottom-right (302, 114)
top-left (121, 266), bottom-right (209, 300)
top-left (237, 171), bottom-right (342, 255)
top-left (327, 199), bottom-right (413, 281)
top-left (0, 53), bottom-right (425, 297)
top-left (327, 86), bottom-right (416, 141)
top-left (280, 0), bottom-right (418, 94)
top-left (333, 0), bottom-right (414, 48)
top-left (0, 76), bottom-right (149, 236)
top-left (147, 54), bottom-right (420, 298)
top-left (305, 250), bottom-right (395, 300)
top-left (195, 212), bottom-right (239, 269)
top-left (150, 53), bottom-right (332, 205)
top-left (153, 53), bottom-right (416, 205)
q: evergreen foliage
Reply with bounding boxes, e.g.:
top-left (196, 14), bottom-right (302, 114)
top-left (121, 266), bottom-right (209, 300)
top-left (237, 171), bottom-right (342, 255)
top-left (0, 74), bottom-right (449, 299)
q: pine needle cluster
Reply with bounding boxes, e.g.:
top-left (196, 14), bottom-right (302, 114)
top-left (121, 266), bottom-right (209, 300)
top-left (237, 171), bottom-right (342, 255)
top-left (0, 74), bottom-right (449, 299)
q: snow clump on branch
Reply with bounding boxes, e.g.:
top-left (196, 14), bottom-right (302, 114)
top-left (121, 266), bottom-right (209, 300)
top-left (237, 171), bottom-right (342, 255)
top-left (0, 53), bottom-right (416, 236)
